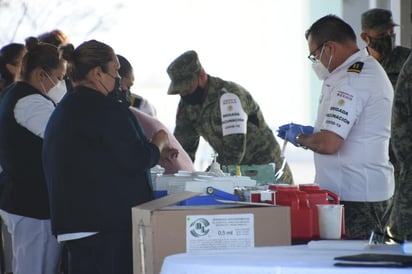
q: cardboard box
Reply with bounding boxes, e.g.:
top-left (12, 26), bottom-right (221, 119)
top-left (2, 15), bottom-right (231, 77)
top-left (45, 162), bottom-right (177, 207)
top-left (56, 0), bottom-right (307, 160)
top-left (132, 191), bottom-right (291, 274)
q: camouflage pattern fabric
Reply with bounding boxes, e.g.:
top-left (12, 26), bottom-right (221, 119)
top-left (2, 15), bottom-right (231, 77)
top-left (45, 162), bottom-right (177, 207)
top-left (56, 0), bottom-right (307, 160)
top-left (388, 169), bottom-right (412, 241)
top-left (380, 46), bottom-right (410, 89)
top-left (361, 8), bottom-right (398, 33)
top-left (342, 199), bottom-right (392, 240)
top-left (167, 50), bottom-right (203, 95)
top-left (173, 75), bottom-right (293, 184)
top-left (380, 46), bottom-right (410, 240)
top-left (387, 53), bottom-right (412, 240)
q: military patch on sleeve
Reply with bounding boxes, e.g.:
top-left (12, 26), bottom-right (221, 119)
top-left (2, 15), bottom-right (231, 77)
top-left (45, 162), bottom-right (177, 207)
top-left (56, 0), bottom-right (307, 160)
top-left (347, 62), bottom-right (364, 73)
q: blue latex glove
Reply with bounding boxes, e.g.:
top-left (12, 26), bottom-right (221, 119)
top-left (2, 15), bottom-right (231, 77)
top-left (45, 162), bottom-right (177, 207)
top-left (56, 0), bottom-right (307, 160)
top-left (277, 123), bottom-right (314, 147)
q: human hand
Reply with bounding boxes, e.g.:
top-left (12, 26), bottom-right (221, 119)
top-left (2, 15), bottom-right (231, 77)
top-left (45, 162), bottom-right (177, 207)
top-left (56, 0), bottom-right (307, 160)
top-left (160, 147), bottom-right (179, 162)
top-left (151, 129), bottom-right (179, 160)
top-left (277, 123), bottom-right (314, 147)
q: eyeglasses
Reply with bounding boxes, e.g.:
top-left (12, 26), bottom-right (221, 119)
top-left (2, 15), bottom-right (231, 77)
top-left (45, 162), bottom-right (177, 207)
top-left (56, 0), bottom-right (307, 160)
top-left (307, 42), bottom-right (327, 62)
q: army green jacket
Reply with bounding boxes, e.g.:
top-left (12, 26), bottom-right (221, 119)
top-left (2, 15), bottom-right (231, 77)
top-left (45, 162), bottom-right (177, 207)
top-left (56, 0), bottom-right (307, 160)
top-left (173, 75), bottom-right (293, 183)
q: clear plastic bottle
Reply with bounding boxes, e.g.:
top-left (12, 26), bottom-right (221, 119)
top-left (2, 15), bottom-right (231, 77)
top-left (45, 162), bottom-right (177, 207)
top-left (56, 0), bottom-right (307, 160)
top-left (209, 152), bottom-right (225, 176)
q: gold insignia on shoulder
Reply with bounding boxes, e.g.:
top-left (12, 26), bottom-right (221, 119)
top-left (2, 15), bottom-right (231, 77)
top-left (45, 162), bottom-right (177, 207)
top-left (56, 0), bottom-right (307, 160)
top-left (347, 62), bottom-right (364, 73)
top-left (338, 99), bottom-right (345, 106)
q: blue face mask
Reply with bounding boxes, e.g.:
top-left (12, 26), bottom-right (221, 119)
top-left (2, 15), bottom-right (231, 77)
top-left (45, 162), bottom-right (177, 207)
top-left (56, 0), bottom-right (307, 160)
top-left (181, 86), bottom-right (205, 105)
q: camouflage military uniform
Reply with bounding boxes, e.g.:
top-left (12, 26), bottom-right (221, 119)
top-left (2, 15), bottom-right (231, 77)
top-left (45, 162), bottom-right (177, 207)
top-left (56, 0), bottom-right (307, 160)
top-left (381, 46), bottom-right (411, 88)
top-left (381, 46), bottom-right (411, 175)
top-left (388, 53), bottom-right (412, 240)
top-left (173, 75), bottom-right (293, 184)
top-left (380, 46), bottom-right (412, 238)
top-left (381, 46), bottom-right (410, 241)
top-left (342, 200), bottom-right (392, 240)
top-left (360, 8), bottom-right (411, 241)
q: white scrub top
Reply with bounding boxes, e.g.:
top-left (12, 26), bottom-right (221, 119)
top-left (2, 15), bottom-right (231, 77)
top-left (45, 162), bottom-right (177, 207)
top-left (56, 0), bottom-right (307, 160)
top-left (314, 50), bottom-right (394, 202)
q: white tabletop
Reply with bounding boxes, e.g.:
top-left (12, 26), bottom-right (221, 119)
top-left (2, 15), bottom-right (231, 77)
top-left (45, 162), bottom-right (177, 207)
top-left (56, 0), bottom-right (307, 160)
top-left (160, 241), bottom-right (411, 274)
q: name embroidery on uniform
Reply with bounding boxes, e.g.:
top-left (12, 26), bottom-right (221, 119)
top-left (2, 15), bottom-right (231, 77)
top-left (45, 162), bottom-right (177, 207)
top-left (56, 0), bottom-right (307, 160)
top-left (336, 91), bottom-right (353, 101)
top-left (347, 62), bottom-right (364, 73)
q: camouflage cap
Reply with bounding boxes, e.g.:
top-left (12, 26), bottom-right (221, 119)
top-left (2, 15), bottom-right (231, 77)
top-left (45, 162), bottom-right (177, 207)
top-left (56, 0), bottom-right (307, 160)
top-left (361, 8), bottom-right (399, 32)
top-left (166, 50), bottom-right (202, 95)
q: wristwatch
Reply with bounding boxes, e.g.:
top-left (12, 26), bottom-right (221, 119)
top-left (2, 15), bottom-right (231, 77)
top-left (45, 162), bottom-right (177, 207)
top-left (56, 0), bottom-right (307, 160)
top-left (295, 134), bottom-right (308, 149)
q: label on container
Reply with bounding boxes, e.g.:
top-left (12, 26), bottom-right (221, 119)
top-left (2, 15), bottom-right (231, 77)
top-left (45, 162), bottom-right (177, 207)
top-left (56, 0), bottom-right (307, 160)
top-left (186, 213), bottom-right (254, 252)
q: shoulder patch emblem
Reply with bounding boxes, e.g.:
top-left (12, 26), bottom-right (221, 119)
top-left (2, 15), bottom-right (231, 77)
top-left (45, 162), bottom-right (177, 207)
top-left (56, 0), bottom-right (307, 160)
top-left (347, 62), bottom-right (364, 73)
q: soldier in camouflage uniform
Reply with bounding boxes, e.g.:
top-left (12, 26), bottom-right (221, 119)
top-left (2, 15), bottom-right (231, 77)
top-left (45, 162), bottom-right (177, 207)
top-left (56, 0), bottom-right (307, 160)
top-left (388, 53), bottom-right (412, 241)
top-left (166, 50), bottom-right (293, 184)
top-left (361, 8), bottom-right (411, 241)
top-left (361, 9), bottom-right (410, 87)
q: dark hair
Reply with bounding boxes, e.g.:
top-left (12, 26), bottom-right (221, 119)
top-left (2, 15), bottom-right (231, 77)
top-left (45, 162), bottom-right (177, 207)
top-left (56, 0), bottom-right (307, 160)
top-left (305, 15), bottom-right (356, 46)
top-left (38, 29), bottom-right (69, 47)
top-left (61, 40), bottom-right (115, 82)
top-left (0, 43), bottom-right (25, 88)
top-left (117, 54), bottom-right (133, 78)
top-left (20, 37), bottom-right (62, 81)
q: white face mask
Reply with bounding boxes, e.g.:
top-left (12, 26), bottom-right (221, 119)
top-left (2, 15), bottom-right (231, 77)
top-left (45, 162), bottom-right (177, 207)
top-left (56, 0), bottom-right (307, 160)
top-left (311, 46), bottom-right (332, 80)
top-left (312, 61), bottom-right (330, 80)
top-left (47, 80), bottom-right (67, 103)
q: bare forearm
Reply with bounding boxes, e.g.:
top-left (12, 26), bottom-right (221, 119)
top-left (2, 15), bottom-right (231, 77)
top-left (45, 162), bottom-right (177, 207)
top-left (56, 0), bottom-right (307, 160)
top-left (296, 130), bottom-right (344, 154)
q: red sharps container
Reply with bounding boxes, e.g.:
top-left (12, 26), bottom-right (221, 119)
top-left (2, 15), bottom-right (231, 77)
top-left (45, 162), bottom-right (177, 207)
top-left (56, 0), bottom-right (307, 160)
top-left (299, 183), bottom-right (345, 239)
top-left (268, 184), bottom-right (313, 243)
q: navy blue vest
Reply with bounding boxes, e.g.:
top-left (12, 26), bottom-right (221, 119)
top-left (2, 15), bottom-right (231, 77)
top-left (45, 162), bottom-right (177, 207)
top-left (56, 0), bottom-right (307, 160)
top-left (0, 82), bottom-right (53, 219)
